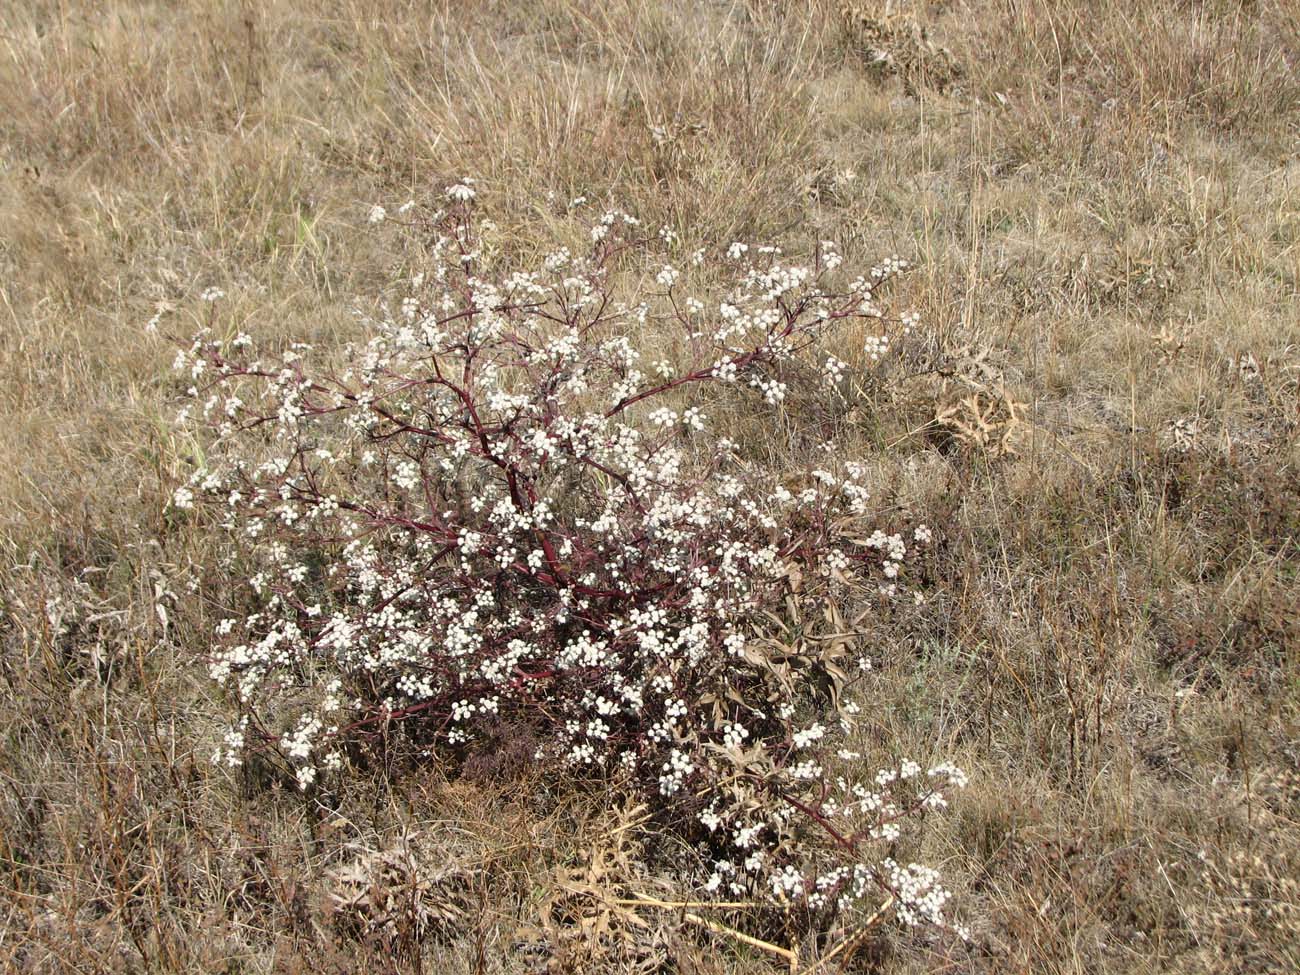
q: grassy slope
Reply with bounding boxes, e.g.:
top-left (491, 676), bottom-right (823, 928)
top-left (1, 1), bottom-right (1297, 971)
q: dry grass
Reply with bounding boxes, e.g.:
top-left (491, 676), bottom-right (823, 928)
top-left (1, 0), bottom-right (1297, 971)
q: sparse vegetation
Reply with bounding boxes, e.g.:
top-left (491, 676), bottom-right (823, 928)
top-left (1, 1), bottom-right (1297, 973)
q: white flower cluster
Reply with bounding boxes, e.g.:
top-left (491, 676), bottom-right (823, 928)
top-left (170, 194), bottom-right (960, 935)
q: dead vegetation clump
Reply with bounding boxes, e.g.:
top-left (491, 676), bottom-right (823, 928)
top-left (836, 1), bottom-right (963, 94)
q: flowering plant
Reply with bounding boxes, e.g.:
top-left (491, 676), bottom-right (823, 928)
top-left (171, 184), bottom-right (965, 938)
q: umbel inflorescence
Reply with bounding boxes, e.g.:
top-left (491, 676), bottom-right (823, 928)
top-left (170, 183), bottom-right (966, 936)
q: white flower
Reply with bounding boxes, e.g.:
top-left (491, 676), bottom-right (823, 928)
top-left (722, 722), bottom-right (749, 748)
top-left (392, 461), bottom-right (420, 491)
top-left (865, 335), bottom-right (889, 361)
top-left (446, 180), bottom-right (477, 202)
top-left (792, 723), bottom-right (825, 749)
